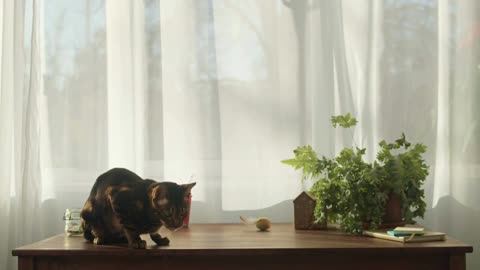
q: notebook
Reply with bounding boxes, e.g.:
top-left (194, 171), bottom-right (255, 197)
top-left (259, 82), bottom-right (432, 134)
top-left (363, 229), bottom-right (446, 243)
top-left (387, 227), bottom-right (425, 237)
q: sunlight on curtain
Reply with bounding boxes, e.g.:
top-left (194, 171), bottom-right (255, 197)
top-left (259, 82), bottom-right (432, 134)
top-left (1, 0), bottom-right (480, 269)
top-left (445, 3), bottom-right (480, 269)
top-left (40, 0), bottom-right (107, 204)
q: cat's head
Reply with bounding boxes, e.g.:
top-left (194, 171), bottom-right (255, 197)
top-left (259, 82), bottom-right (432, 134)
top-left (150, 182), bottom-right (196, 230)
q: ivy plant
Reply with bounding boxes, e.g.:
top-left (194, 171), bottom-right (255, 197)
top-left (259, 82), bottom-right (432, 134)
top-left (282, 114), bottom-right (429, 233)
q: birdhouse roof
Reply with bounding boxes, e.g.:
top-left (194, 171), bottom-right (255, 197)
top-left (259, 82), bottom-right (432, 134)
top-left (293, 191), bottom-right (316, 202)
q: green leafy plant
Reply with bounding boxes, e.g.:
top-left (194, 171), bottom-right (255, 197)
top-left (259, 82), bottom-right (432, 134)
top-left (282, 114), bottom-right (429, 233)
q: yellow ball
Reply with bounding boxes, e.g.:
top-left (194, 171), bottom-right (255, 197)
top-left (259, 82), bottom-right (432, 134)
top-left (255, 217), bottom-right (271, 231)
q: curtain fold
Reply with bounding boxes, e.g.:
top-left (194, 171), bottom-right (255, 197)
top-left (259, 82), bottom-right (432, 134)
top-left (0, 0), bottom-right (42, 269)
top-left (1, 0), bottom-right (480, 269)
top-left (105, 0), bottom-right (147, 173)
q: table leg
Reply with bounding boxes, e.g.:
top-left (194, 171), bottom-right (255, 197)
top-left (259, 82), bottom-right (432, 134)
top-left (18, 257), bottom-right (34, 270)
top-left (449, 254), bottom-right (466, 270)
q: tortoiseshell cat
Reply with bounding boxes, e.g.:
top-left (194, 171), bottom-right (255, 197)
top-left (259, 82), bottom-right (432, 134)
top-left (81, 168), bottom-right (195, 249)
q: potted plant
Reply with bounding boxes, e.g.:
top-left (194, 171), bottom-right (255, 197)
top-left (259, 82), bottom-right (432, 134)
top-left (282, 114), bottom-right (429, 234)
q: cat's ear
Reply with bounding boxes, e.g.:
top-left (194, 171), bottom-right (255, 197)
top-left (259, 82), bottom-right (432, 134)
top-left (181, 182), bottom-right (196, 195)
top-left (151, 184), bottom-right (169, 207)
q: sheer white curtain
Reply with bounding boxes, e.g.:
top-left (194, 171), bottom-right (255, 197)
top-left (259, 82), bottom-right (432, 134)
top-left (1, 0), bottom-right (480, 269)
top-left (0, 0), bottom-right (42, 269)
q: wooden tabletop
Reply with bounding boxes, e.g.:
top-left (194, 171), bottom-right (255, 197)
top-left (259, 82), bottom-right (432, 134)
top-left (12, 224), bottom-right (473, 257)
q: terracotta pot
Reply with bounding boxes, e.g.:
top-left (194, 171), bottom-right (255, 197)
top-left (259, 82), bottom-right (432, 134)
top-left (363, 192), bottom-right (405, 229)
top-left (377, 192), bottom-right (405, 229)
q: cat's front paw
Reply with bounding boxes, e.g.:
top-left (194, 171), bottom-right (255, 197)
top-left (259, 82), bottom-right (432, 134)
top-left (93, 237), bottom-right (104, 245)
top-left (129, 239), bottom-right (147, 249)
top-left (151, 235), bottom-right (170, 246)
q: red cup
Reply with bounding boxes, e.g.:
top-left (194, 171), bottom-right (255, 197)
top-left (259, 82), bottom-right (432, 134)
top-left (183, 194), bottom-right (192, 228)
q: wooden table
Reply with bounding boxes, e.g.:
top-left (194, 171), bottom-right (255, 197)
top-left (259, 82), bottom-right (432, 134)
top-left (13, 224), bottom-right (473, 270)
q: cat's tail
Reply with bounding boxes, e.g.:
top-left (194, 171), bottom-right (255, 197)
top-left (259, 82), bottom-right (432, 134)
top-left (80, 199), bottom-right (96, 242)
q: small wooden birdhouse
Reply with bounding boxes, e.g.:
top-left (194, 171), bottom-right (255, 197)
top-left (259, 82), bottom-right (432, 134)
top-left (293, 192), bottom-right (326, 230)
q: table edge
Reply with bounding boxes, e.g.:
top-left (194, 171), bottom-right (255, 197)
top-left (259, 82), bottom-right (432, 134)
top-left (12, 246), bottom-right (474, 257)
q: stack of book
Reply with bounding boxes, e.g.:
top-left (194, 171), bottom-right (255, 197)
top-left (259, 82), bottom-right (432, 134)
top-left (363, 227), bottom-right (446, 243)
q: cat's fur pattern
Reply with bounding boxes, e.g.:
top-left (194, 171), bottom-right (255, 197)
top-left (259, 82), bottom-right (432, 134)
top-left (81, 168), bottom-right (195, 249)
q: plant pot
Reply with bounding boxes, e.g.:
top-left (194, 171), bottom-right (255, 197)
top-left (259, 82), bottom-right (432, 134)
top-left (362, 192), bottom-right (405, 230)
top-left (377, 192), bottom-right (405, 229)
